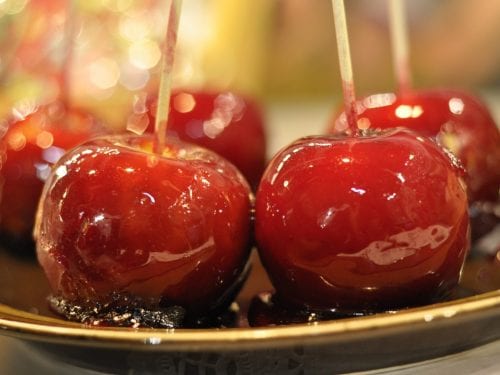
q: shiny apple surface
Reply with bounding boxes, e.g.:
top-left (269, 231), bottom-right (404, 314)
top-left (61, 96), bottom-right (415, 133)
top-left (329, 89), bottom-right (500, 203)
top-left (35, 134), bottom-right (253, 318)
top-left (256, 129), bottom-right (470, 312)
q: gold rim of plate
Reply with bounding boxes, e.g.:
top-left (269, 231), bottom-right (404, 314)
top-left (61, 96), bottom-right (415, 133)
top-left (1, 289), bottom-right (499, 351)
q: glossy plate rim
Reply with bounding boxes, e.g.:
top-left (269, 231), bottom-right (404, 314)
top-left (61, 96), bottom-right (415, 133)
top-left (0, 288), bottom-right (499, 351)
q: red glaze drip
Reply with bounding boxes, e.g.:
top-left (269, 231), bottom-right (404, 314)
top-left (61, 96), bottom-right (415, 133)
top-left (329, 89), bottom-right (500, 203)
top-left (35, 134), bottom-right (252, 316)
top-left (255, 129), bottom-right (470, 312)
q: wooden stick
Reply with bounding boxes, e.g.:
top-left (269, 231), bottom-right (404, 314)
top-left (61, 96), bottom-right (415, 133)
top-left (61, 0), bottom-right (77, 108)
top-left (154, 0), bottom-right (183, 154)
top-left (389, 0), bottom-right (412, 94)
top-left (331, 0), bottom-right (358, 135)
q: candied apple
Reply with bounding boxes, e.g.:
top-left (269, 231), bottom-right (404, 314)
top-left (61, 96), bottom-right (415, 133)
top-left (0, 101), bottom-right (102, 249)
top-left (35, 134), bottom-right (252, 325)
top-left (329, 89), bottom-right (500, 203)
top-left (255, 128), bottom-right (470, 312)
top-left (135, 90), bottom-right (267, 188)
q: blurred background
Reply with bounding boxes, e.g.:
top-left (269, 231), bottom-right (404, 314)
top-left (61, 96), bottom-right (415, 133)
top-left (0, 0), bottom-right (499, 132)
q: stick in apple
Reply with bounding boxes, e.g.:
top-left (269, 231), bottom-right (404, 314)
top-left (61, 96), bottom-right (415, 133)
top-left (60, 0), bottom-right (77, 108)
top-left (389, 0), bottom-right (412, 95)
top-left (331, 0), bottom-right (358, 135)
top-left (154, 0), bottom-right (183, 154)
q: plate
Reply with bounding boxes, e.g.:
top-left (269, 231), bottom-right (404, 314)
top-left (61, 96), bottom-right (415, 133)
top-left (0, 245), bottom-right (499, 374)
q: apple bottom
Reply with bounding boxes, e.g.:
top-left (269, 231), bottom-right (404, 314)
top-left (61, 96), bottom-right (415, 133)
top-left (259, 219), bottom-right (470, 314)
top-left (47, 261), bottom-right (250, 329)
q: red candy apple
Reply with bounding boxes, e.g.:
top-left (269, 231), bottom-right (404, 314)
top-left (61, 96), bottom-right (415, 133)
top-left (329, 89), bottom-right (500, 203)
top-left (134, 90), bottom-right (267, 188)
top-left (35, 134), bottom-right (252, 318)
top-left (255, 128), bottom-right (470, 312)
top-left (0, 101), bottom-right (102, 248)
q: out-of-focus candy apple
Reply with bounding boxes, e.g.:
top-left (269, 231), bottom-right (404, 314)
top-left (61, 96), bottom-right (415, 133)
top-left (329, 89), bottom-right (500, 203)
top-left (130, 90), bottom-right (267, 188)
top-left (0, 100), bottom-right (103, 250)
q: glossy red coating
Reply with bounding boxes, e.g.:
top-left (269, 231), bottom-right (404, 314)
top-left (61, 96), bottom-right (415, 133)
top-left (139, 90), bottom-right (267, 188)
top-left (35, 135), bottom-right (252, 315)
top-left (0, 102), bottom-right (102, 244)
top-left (329, 89), bottom-right (500, 203)
top-left (255, 129), bottom-right (470, 311)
